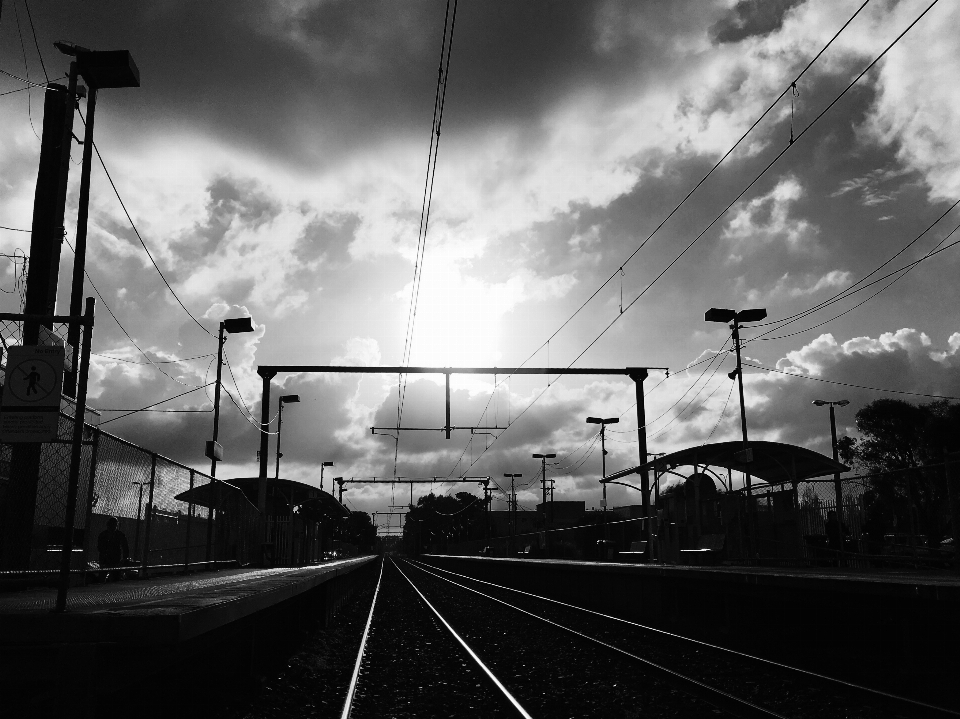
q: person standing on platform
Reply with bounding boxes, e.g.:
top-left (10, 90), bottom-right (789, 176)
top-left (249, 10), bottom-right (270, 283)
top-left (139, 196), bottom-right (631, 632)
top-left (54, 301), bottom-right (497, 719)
top-left (825, 509), bottom-right (849, 566)
top-left (97, 517), bottom-right (129, 581)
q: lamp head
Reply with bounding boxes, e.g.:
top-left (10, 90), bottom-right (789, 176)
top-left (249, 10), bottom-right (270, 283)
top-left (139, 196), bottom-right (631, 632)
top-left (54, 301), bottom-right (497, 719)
top-left (836, 400), bottom-right (850, 407)
top-left (735, 308), bottom-right (767, 323)
top-left (586, 417), bottom-right (601, 424)
top-left (280, 394), bottom-right (300, 404)
top-left (322, 461), bottom-right (334, 467)
top-left (705, 308), bottom-right (736, 323)
top-left (222, 316), bottom-right (254, 334)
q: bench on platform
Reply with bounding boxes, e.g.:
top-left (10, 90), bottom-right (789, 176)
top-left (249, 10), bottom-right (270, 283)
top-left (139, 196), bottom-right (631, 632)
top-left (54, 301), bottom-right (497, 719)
top-left (618, 540), bottom-right (648, 562)
top-left (680, 533), bottom-right (725, 565)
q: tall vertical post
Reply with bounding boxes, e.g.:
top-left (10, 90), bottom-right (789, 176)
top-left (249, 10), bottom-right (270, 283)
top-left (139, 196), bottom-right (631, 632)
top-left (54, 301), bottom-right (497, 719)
top-left (257, 369), bottom-right (275, 514)
top-left (275, 401), bottom-right (285, 480)
top-left (210, 323), bottom-right (226, 480)
top-left (629, 369), bottom-right (651, 555)
top-left (80, 427), bottom-right (102, 584)
top-left (829, 404), bottom-right (844, 567)
top-left (65, 86), bottom-right (97, 397)
top-left (184, 470), bottom-right (195, 571)
top-left (1, 81), bottom-right (74, 570)
top-left (540, 456), bottom-right (548, 507)
top-left (511, 475), bottom-right (516, 552)
top-left (140, 454), bottom-right (157, 576)
top-left (601, 424), bottom-right (608, 543)
top-left (445, 371), bottom-right (451, 439)
top-left (55, 297), bottom-right (95, 612)
top-left (945, 451), bottom-right (960, 573)
top-left (731, 321), bottom-right (757, 558)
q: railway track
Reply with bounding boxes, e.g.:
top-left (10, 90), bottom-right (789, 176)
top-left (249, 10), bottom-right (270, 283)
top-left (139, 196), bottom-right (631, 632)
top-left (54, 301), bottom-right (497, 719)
top-left (339, 557), bottom-right (957, 719)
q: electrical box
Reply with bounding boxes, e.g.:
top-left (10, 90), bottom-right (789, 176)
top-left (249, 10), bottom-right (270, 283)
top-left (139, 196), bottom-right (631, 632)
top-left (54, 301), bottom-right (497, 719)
top-left (205, 440), bottom-right (223, 462)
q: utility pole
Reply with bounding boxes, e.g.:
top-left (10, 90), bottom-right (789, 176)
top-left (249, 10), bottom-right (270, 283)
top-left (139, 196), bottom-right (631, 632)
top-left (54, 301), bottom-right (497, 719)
top-left (1, 80), bottom-right (75, 570)
top-left (504, 473), bottom-right (521, 555)
top-left (705, 307), bottom-right (766, 560)
top-left (587, 416), bottom-right (618, 550)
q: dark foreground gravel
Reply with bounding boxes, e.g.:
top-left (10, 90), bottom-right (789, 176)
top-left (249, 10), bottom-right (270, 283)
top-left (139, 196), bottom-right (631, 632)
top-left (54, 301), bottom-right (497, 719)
top-left (209, 566), bottom-right (380, 719)
top-left (408, 559), bottom-right (941, 719)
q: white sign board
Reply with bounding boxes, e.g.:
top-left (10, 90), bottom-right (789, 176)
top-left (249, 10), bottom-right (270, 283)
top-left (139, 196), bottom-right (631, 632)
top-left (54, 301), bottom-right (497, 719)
top-left (1, 345), bottom-right (65, 442)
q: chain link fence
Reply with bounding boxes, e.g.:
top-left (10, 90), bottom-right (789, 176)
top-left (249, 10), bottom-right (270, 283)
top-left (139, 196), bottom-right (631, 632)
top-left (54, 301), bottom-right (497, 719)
top-left (0, 317), bottom-right (262, 579)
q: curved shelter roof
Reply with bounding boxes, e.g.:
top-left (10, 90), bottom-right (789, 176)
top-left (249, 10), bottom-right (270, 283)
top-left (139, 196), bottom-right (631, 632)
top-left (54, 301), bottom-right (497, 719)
top-left (604, 440), bottom-right (849, 485)
top-left (226, 477), bottom-right (351, 518)
top-left (174, 477), bottom-right (349, 518)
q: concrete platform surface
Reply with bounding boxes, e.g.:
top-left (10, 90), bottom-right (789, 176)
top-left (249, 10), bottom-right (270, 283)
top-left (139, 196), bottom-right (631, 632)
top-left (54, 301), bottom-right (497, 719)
top-left (430, 555), bottom-right (960, 598)
top-left (0, 556), bottom-right (376, 645)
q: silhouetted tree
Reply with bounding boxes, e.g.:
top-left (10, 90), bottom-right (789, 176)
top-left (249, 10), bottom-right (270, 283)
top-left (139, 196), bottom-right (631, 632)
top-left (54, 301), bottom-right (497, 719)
top-left (402, 492), bottom-right (484, 554)
top-left (335, 511), bottom-right (377, 552)
top-left (840, 399), bottom-right (960, 546)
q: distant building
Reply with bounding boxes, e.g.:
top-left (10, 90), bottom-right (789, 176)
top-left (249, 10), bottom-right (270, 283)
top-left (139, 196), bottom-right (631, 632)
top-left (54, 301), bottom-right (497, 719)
top-left (535, 500), bottom-right (585, 527)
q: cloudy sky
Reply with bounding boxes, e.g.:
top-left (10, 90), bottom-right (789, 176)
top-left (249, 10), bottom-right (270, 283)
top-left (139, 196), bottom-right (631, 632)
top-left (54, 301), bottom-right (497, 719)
top-left (1, 0), bottom-right (958, 528)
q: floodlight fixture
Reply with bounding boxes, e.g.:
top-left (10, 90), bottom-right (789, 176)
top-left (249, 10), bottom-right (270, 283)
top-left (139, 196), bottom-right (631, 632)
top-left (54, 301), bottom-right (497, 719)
top-left (222, 317), bottom-right (254, 334)
top-left (280, 394), bottom-right (300, 404)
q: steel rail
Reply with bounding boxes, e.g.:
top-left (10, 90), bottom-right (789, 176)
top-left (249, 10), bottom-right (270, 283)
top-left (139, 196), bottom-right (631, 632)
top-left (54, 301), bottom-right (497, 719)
top-left (412, 559), bottom-right (960, 718)
top-left (391, 559), bottom-right (534, 718)
top-left (339, 558), bottom-right (385, 719)
top-left (404, 559), bottom-right (787, 719)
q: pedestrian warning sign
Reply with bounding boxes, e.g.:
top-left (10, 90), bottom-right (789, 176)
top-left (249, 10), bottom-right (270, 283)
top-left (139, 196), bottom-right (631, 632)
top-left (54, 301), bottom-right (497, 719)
top-left (1, 345), bottom-right (65, 442)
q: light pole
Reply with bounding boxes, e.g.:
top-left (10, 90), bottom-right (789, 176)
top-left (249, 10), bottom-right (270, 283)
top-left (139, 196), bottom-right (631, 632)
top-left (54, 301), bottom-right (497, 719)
top-left (131, 481), bottom-right (147, 561)
top-left (275, 395), bottom-right (300, 480)
top-left (320, 461), bottom-right (334, 491)
top-left (206, 317), bottom-right (255, 479)
top-left (705, 307), bottom-right (766, 558)
top-left (504, 473), bottom-right (522, 554)
top-left (335, 477), bottom-right (345, 503)
top-left (813, 399), bottom-right (849, 565)
top-left (587, 416), bottom-right (619, 549)
top-left (54, 43), bottom-right (139, 397)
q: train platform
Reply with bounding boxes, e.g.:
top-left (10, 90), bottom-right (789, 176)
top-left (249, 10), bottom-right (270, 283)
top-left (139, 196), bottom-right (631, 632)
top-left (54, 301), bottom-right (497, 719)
top-left (0, 555), bottom-right (376, 645)
top-left (440, 555), bottom-right (960, 597)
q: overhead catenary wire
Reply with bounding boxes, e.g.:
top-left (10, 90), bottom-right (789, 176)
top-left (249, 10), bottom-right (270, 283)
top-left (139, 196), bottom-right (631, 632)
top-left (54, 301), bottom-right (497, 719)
top-left (89, 133), bottom-right (214, 338)
top-left (394, 0), bottom-right (459, 477)
top-left (446, 0), bottom-right (907, 479)
top-left (744, 215), bottom-right (960, 344)
top-left (97, 383), bottom-right (216, 425)
top-left (742, 362), bottom-right (960, 401)
top-left (463, 0), bottom-right (877, 409)
top-left (449, 0), bottom-right (943, 480)
top-left (21, 0), bottom-right (48, 83)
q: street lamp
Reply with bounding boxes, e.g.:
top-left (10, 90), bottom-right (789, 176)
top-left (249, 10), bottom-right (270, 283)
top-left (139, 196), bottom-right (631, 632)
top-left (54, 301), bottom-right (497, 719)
top-left (320, 461), bottom-right (334, 491)
top-left (131, 481), bottom-right (147, 561)
top-left (504, 473), bottom-right (522, 554)
top-left (275, 395), bottom-right (300, 480)
top-left (206, 317), bottom-right (254, 478)
top-left (55, 43), bottom-right (140, 396)
top-left (813, 399), bottom-right (850, 564)
top-left (532, 453), bottom-right (557, 507)
top-left (587, 416), bottom-right (619, 546)
top-left (705, 307), bottom-right (766, 558)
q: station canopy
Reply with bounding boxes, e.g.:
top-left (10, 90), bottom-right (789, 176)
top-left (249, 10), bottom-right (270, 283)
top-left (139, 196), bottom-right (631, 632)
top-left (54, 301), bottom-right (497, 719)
top-left (604, 440), bottom-right (849, 485)
top-left (175, 477), bottom-right (350, 518)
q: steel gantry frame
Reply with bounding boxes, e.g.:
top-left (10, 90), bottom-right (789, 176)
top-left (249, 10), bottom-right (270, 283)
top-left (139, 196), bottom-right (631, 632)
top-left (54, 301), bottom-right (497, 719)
top-left (255, 364), bottom-right (667, 552)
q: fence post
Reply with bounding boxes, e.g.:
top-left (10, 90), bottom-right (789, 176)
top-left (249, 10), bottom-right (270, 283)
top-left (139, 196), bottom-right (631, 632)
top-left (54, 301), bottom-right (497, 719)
top-left (55, 298), bottom-right (95, 612)
top-left (946, 451), bottom-right (960, 573)
top-left (206, 479), bottom-right (216, 564)
top-left (80, 428), bottom-right (102, 585)
top-left (184, 470), bottom-right (195, 572)
top-left (140, 454), bottom-right (157, 577)
top-left (905, 470), bottom-right (918, 559)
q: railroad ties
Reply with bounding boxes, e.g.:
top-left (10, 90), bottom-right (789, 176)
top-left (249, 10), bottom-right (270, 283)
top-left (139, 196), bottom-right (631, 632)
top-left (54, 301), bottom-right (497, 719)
top-left (339, 558), bottom-right (955, 718)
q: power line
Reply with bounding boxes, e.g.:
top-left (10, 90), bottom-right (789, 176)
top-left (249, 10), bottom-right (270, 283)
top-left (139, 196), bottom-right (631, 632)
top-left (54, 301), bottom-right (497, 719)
top-left (93, 352), bottom-right (215, 365)
top-left (742, 362), bottom-right (960, 401)
top-left (0, 224), bottom-right (29, 232)
top-left (468, 0), bottom-right (877, 406)
top-left (744, 208), bottom-right (960, 343)
top-left (11, 1), bottom-right (39, 141)
top-left (395, 0), bottom-right (459, 476)
top-left (21, 0), bottom-right (47, 83)
top-left (560, 0), bottom-right (942, 373)
top-left (89, 133), bottom-right (214, 338)
top-left (97, 383), bottom-right (215, 425)
top-left (62, 236), bottom-right (206, 388)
